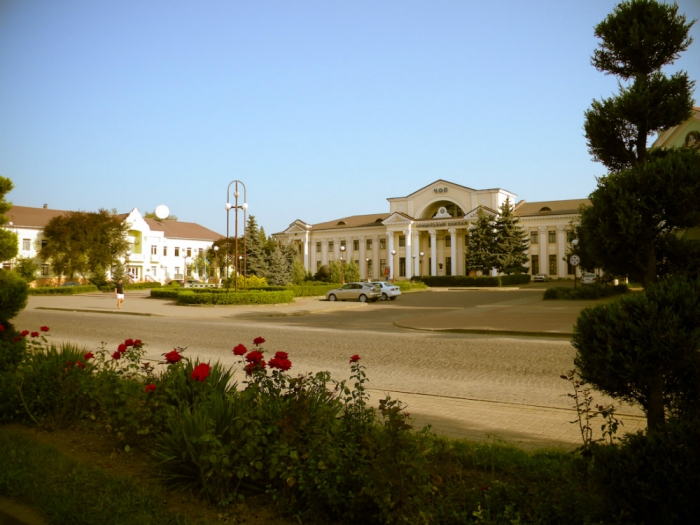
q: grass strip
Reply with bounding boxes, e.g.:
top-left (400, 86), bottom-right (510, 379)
top-left (0, 430), bottom-right (203, 525)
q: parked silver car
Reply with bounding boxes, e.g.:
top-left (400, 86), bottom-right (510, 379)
top-left (533, 273), bottom-right (549, 282)
top-left (373, 281), bottom-right (402, 300)
top-left (326, 282), bottom-right (381, 302)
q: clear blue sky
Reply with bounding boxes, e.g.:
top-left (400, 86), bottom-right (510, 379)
top-left (2, 0), bottom-right (699, 236)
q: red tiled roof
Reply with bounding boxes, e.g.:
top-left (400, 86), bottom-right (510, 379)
top-left (4, 206), bottom-right (68, 228)
top-left (144, 218), bottom-right (223, 241)
top-left (310, 213), bottom-right (390, 231)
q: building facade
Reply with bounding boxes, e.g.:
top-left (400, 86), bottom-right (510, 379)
top-left (273, 179), bottom-right (589, 281)
top-left (4, 206), bottom-right (222, 285)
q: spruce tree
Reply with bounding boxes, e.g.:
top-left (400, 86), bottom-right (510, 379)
top-left (245, 215), bottom-right (269, 277)
top-left (492, 198), bottom-right (529, 275)
top-left (465, 207), bottom-right (496, 275)
top-left (0, 176), bottom-right (18, 263)
top-left (265, 244), bottom-right (291, 285)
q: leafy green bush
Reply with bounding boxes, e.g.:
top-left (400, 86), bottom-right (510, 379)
top-left (176, 290), bottom-right (295, 305)
top-left (420, 274), bottom-right (530, 287)
top-left (99, 282), bottom-right (162, 292)
top-left (28, 285), bottom-right (98, 295)
top-left (0, 270), bottom-right (29, 322)
top-left (544, 284), bottom-right (629, 300)
top-left (287, 284), bottom-right (341, 297)
top-left (149, 289), bottom-right (180, 299)
top-left (393, 281), bottom-right (428, 291)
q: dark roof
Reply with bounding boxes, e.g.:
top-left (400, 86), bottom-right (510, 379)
top-left (311, 213), bottom-right (391, 231)
top-left (514, 199), bottom-right (590, 217)
top-left (5, 206), bottom-right (68, 228)
top-left (143, 218), bottom-right (223, 241)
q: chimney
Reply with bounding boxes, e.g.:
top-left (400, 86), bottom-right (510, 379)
top-left (43, 204), bottom-right (48, 209)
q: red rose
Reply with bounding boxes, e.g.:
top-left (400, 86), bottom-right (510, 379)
top-left (30, 332), bottom-right (39, 338)
top-left (269, 357), bottom-right (292, 371)
top-left (190, 363), bottom-right (211, 382)
top-left (0, 325), bottom-right (4, 331)
top-left (66, 361), bottom-right (72, 367)
top-left (349, 355), bottom-right (360, 363)
top-left (75, 361), bottom-right (86, 369)
top-left (164, 349), bottom-right (182, 364)
top-left (246, 350), bottom-right (264, 364)
top-left (144, 383), bottom-right (157, 393)
top-left (13, 336), bottom-right (21, 342)
top-left (274, 351), bottom-right (288, 360)
top-left (233, 344), bottom-right (247, 356)
top-left (253, 337), bottom-right (265, 345)
top-left (244, 361), bottom-right (266, 375)
top-left (117, 343), bottom-right (127, 353)
top-left (40, 326), bottom-right (49, 332)
top-left (20, 330), bottom-right (29, 337)
top-left (112, 351), bottom-right (121, 360)
top-left (84, 352), bottom-right (94, 360)
top-left (124, 338), bottom-right (134, 346)
top-left (133, 339), bottom-right (142, 346)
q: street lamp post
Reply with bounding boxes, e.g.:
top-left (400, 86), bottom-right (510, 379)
top-left (225, 180), bottom-right (248, 292)
top-left (182, 255), bottom-right (189, 286)
top-left (339, 245), bottom-right (346, 284)
top-left (412, 254), bottom-right (416, 281)
top-left (366, 258), bottom-right (370, 282)
top-left (391, 249), bottom-right (396, 282)
top-left (212, 245), bottom-right (219, 284)
top-left (571, 239), bottom-right (579, 289)
top-left (419, 251), bottom-right (425, 278)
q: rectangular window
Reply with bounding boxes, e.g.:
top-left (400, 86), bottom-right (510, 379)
top-left (399, 257), bottom-right (406, 277)
top-left (328, 241), bottom-right (334, 251)
top-left (548, 231), bottom-right (556, 244)
top-left (366, 259), bottom-right (373, 276)
top-left (380, 258), bottom-right (387, 276)
top-left (340, 240), bottom-right (346, 249)
top-left (353, 240), bottom-right (359, 250)
top-left (187, 248), bottom-right (192, 257)
top-left (530, 232), bottom-right (539, 245)
top-left (151, 266), bottom-right (157, 275)
top-left (316, 242), bottom-right (321, 253)
top-left (549, 254), bottom-right (557, 275)
top-left (445, 236), bottom-right (451, 248)
top-left (41, 264), bottom-right (49, 276)
top-left (41, 239), bottom-right (48, 248)
top-left (22, 238), bottom-right (31, 251)
top-left (366, 239), bottom-right (372, 250)
top-left (399, 236), bottom-right (405, 247)
top-left (175, 247), bottom-right (180, 256)
top-left (151, 245), bottom-right (157, 255)
top-left (446, 256), bottom-right (452, 276)
top-left (380, 238), bottom-right (386, 250)
top-left (163, 246), bottom-right (168, 256)
top-left (174, 266), bottom-right (180, 276)
top-left (531, 255), bottom-right (539, 274)
top-left (187, 267), bottom-right (192, 277)
top-left (198, 248), bottom-right (203, 254)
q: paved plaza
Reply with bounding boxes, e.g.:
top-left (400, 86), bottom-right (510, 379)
top-left (16, 287), bottom-right (646, 450)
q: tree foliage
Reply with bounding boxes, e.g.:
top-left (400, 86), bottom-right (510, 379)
top-left (0, 176), bottom-right (18, 263)
top-left (14, 256), bottom-right (39, 283)
top-left (40, 210), bottom-right (130, 281)
top-left (584, 0), bottom-right (695, 172)
top-left (245, 215), bottom-right (269, 278)
top-left (465, 207), bottom-right (495, 274)
top-left (0, 270), bottom-right (28, 323)
top-left (265, 244), bottom-right (291, 286)
top-left (143, 210), bottom-right (178, 221)
top-left (492, 198), bottom-right (529, 274)
top-left (573, 277), bottom-right (700, 430)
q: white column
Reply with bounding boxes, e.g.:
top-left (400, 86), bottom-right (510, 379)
top-left (404, 228), bottom-right (412, 279)
top-left (557, 226), bottom-right (567, 278)
top-left (387, 232), bottom-right (395, 280)
top-left (449, 228), bottom-right (457, 277)
top-left (303, 232), bottom-right (310, 272)
top-left (412, 231), bottom-right (420, 276)
top-left (321, 240), bottom-right (328, 266)
top-left (359, 236), bottom-right (366, 280)
top-left (429, 230), bottom-right (437, 276)
top-left (539, 226), bottom-right (547, 275)
top-left (372, 235), bottom-right (379, 280)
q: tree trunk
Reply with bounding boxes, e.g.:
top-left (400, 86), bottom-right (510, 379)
top-left (646, 371), bottom-right (665, 431)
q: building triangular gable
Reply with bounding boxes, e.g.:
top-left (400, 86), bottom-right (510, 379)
top-left (463, 206), bottom-right (498, 220)
top-left (283, 220), bottom-right (311, 234)
top-left (382, 212), bottom-right (413, 226)
top-left (653, 106), bottom-right (700, 149)
top-left (388, 179), bottom-right (477, 200)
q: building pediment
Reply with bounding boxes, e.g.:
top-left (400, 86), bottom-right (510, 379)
top-left (463, 206), bottom-right (498, 220)
top-left (283, 220), bottom-right (311, 234)
top-left (382, 212), bottom-right (413, 226)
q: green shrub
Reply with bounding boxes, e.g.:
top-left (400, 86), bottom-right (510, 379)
top-left (544, 284), bottom-right (629, 300)
top-left (0, 270), bottom-right (29, 322)
top-left (420, 274), bottom-right (530, 287)
top-left (393, 281), bottom-right (428, 291)
top-left (176, 290), bottom-right (295, 305)
top-left (28, 285), bottom-right (98, 295)
top-left (592, 421), bottom-right (700, 525)
top-left (287, 284), bottom-right (341, 297)
top-left (149, 289), bottom-right (180, 299)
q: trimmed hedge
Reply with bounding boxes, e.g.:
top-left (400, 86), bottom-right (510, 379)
top-left (543, 284), bottom-right (629, 300)
top-left (151, 284), bottom-right (340, 301)
top-left (149, 289), bottom-right (180, 299)
top-left (28, 285), bottom-right (98, 295)
top-left (394, 281), bottom-right (428, 291)
top-left (288, 284), bottom-right (341, 297)
top-left (99, 282), bottom-right (163, 292)
top-left (176, 290), bottom-right (295, 305)
top-left (420, 274), bottom-right (531, 287)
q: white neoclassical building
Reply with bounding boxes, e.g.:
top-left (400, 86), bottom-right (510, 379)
top-left (274, 179), bottom-right (589, 281)
top-left (4, 205), bottom-right (222, 285)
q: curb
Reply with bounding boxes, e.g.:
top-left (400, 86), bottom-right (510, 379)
top-left (393, 321), bottom-right (573, 338)
top-left (34, 307), bottom-right (160, 317)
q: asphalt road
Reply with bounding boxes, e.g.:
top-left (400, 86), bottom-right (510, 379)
top-left (14, 290), bottom-right (645, 448)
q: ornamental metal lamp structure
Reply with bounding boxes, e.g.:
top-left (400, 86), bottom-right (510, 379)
top-left (419, 251), bottom-right (425, 278)
top-left (571, 239), bottom-right (579, 290)
top-left (339, 245), bottom-right (346, 284)
top-left (212, 245), bottom-right (219, 284)
top-left (366, 258), bottom-right (370, 282)
top-left (391, 249), bottom-right (396, 282)
top-left (225, 180), bottom-right (248, 292)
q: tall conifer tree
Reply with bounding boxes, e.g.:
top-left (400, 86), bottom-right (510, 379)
top-left (245, 215), bottom-right (269, 277)
top-left (492, 198), bottom-right (529, 275)
top-left (465, 207), bottom-right (496, 275)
